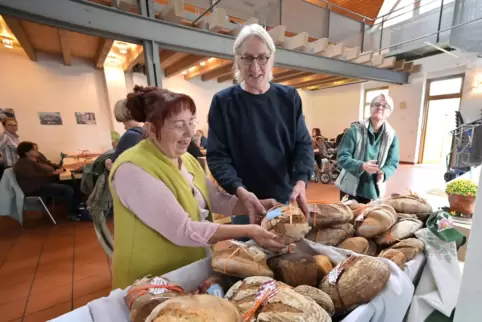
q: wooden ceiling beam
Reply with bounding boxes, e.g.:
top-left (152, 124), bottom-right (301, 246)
top-left (159, 50), bottom-right (189, 69)
top-left (303, 78), bottom-right (364, 91)
top-left (57, 29), bottom-right (71, 66)
top-left (2, 16), bottom-right (37, 61)
top-left (281, 73), bottom-right (332, 87)
top-left (164, 54), bottom-right (205, 77)
top-left (217, 73), bottom-right (233, 83)
top-left (184, 58), bottom-right (232, 81)
top-left (273, 71), bottom-right (313, 83)
top-left (95, 38), bottom-right (114, 69)
top-left (124, 45), bottom-right (144, 71)
top-left (294, 76), bottom-right (346, 88)
top-left (201, 63), bottom-right (233, 81)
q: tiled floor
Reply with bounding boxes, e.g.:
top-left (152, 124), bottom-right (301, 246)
top-left (0, 164), bottom-right (447, 321)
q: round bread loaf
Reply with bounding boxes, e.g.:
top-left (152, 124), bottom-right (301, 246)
top-left (126, 275), bottom-right (184, 322)
top-left (320, 255), bottom-right (390, 315)
top-left (145, 294), bottom-right (242, 322)
top-left (294, 285), bottom-right (335, 317)
top-left (306, 223), bottom-right (355, 246)
top-left (212, 241), bottom-right (273, 278)
top-left (379, 249), bottom-right (406, 269)
top-left (268, 252), bottom-right (318, 287)
top-left (397, 213), bottom-right (418, 220)
top-left (355, 205), bottom-right (398, 238)
top-left (375, 218), bottom-right (423, 246)
top-left (261, 204), bottom-right (310, 244)
top-left (337, 237), bottom-right (370, 254)
top-left (313, 255), bottom-right (333, 280)
top-left (389, 238), bottom-right (424, 261)
top-left (225, 276), bottom-right (331, 322)
top-left (384, 194), bottom-right (432, 216)
top-left (308, 203), bottom-right (353, 228)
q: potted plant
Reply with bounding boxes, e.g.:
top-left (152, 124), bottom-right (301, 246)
top-left (445, 179), bottom-right (478, 216)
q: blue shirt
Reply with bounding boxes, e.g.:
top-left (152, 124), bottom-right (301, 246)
top-left (207, 83), bottom-right (314, 203)
top-left (112, 127), bottom-right (143, 163)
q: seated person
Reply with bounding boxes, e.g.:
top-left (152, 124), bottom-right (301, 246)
top-left (196, 129), bottom-right (208, 148)
top-left (13, 141), bottom-right (77, 217)
top-left (33, 144), bottom-right (60, 169)
top-left (311, 128), bottom-right (328, 168)
top-left (187, 134), bottom-right (204, 158)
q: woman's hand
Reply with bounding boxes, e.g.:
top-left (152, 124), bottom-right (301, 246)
top-left (377, 171), bottom-right (385, 183)
top-left (249, 225), bottom-right (285, 250)
top-left (362, 160), bottom-right (379, 174)
top-left (236, 187), bottom-right (268, 224)
top-left (105, 159), bottom-right (113, 170)
top-left (290, 180), bottom-right (309, 219)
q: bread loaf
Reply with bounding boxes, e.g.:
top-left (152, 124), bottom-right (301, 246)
top-left (212, 241), bottom-right (273, 278)
top-left (384, 194), bottom-right (432, 216)
top-left (397, 213), bottom-right (418, 220)
top-left (313, 255), bottom-right (333, 280)
top-left (306, 223), bottom-right (355, 246)
top-left (379, 249), bottom-right (406, 269)
top-left (355, 205), bottom-right (397, 238)
top-left (389, 238), bottom-right (424, 261)
top-left (261, 204), bottom-right (310, 244)
top-left (320, 255), bottom-right (390, 315)
top-left (374, 218), bottom-right (423, 246)
top-left (366, 241), bottom-right (379, 256)
top-left (294, 285), bottom-right (335, 317)
top-left (225, 276), bottom-right (331, 322)
top-left (126, 276), bottom-right (184, 322)
top-left (308, 203), bottom-right (353, 228)
top-left (145, 294), bottom-right (242, 322)
top-left (268, 252), bottom-right (318, 287)
top-left (337, 237), bottom-right (370, 254)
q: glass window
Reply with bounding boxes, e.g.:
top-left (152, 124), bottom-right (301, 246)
top-left (383, 0), bottom-right (415, 28)
top-left (419, 0), bottom-right (455, 15)
top-left (429, 77), bottom-right (463, 96)
top-left (363, 88), bottom-right (389, 119)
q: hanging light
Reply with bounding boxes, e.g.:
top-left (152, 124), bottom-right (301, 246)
top-left (2, 38), bottom-right (13, 49)
top-left (116, 42), bottom-right (129, 54)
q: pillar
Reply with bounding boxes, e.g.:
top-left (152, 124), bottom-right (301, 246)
top-left (103, 65), bottom-right (128, 135)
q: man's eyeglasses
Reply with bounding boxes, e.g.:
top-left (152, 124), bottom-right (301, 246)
top-left (239, 55), bottom-right (270, 66)
top-left (167, 119), bottom-right (199, 132)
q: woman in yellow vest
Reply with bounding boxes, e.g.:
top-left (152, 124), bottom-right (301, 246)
top-left (109, 86), bottom-right (284, 289)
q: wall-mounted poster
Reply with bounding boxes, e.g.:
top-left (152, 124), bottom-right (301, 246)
top-left (75, 112), bottom-right (96, 125)
top-left (0, 108), bottom-right (15, 118)
top-left (38, 112), bottom-right (63, 125)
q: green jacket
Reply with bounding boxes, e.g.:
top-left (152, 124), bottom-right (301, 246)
top-left (335, 119), bottom-right (399, 200)
top-left (109, 139), bottom-right (212, 289)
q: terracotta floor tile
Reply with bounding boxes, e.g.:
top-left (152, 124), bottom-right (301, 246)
top-left (0, 282), bottom-right (31, 306)
top-left (0, 256), bottom-right (39, 275)
top-left (73, 260), bottom-right (109, 281)
top-left (25, 283), bottom-right (72, 315)
top-left (0, 267), bottom-right (36, 289)
top-left (73, 272), bottom-right (111, 299)
top-left (39, 248), bottom-right (73, 265)
top-left (35, 259), bottom-right (73, 277)
top-left (30, 270), bottom-right (72, 294)
top-left (73, 287), bottom-right (111, 309)
top-left (23, 301), bottom-right (72, 322)
top-left (0, 297), bottom-right (27, 322)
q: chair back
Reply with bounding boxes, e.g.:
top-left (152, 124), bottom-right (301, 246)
top-left (2, 168), bottom-right (24, 199)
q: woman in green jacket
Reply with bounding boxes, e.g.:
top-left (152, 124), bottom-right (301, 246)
top-left (335, 94), bottom-right (400, 203)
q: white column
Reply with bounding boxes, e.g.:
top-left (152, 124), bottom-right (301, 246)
top-left (454, 168), bottom-right (482, 322)
top-left (103, 65), bottom-right (128, 135)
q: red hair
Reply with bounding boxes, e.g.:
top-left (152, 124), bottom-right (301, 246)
top-left (126, 85), bottom-right (196, 134)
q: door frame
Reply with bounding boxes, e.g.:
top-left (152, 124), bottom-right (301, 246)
top-left (418, 74), bottom-right (465, 164)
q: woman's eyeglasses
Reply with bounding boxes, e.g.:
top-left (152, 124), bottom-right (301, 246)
top-left (168, 119), bottom-right (199, 132)
top-left (239, 55), bottom-right (270, 66)
top-left (372, 102), bottom-right (391, 110)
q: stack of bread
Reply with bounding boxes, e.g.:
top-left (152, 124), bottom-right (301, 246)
top-left (306, 203), bottom-right (355, 246)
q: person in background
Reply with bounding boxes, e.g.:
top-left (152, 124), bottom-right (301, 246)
top-left (312, 128), bottom-right (327, 169)
top-left (0, 117), bottom-right (20, 167)
top-left (207, 23), bottom-right (314, 226)
top-left (336, 94), bottom-right (399, 203)
top-left (105, 99), bottom-right (144, 170)
top-left (13, 141), bottom-right (78, 216)
top-left (335, 128), bottom-right (348, 148)
top-left (108, 86), bottom-right (283, 289)
top-left (33, 144), bottom-right (60, 169)
top-left (188, 134), bottom-right (204, 158)
top-left (196, 129), bottom-right (208, 149)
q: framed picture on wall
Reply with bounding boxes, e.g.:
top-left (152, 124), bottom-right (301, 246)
top-left (75, 112), bottom-right (96, 125)
top-left (0, 108), bottom-right (15, 118)
top-left (38, 112), bottom-right (63, 125)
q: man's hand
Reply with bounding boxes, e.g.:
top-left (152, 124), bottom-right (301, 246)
top-left (377, 171), bottom-right (385, 183)
top-left (290, 180), bottom-right (309, 219)
top-left (362, 160), bottom-right (379, 174)
top-left (105, 159), bottom-right (113, 170)
top-left (236, 187), bottom-right (267, 224)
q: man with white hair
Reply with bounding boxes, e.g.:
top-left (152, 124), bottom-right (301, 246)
top-left (336, 93), bottom-right (400, 203)
top-left (207, 23), bottom-right (314, 226)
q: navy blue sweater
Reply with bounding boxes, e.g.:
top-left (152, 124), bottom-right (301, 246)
top-left (207, 83), bottom-right (314, 203)
top-left (111, 127), bottom-right (143, 163)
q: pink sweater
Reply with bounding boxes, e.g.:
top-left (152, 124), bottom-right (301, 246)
top-left (112, 162), bottom-right (238, 247)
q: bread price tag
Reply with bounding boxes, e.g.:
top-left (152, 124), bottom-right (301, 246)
top-left (327, 265), bottom-right (344, 285)
top-left (355, 214), bottom-right (365, 222)
top-left (149, 277), bottom-right (170, 295)
top-left (206, 284), bottom-right (225, 297)
top-left (266, 208), bottom-right (284, 221)
top-left (230, 240), bottom-right (247, 248)
top-left (254, 280), bottom-right (279, 305)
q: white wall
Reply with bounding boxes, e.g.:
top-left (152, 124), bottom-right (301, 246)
top-left (0, 50), bottom-right (112, 161)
